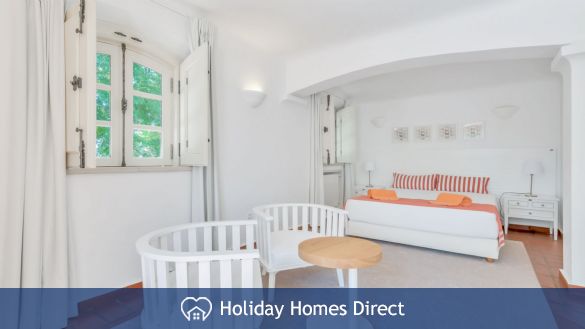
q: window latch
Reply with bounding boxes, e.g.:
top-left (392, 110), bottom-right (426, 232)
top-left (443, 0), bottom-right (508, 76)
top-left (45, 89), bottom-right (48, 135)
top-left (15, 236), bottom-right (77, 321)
top-left (70, 76), bottom-right (82, 91)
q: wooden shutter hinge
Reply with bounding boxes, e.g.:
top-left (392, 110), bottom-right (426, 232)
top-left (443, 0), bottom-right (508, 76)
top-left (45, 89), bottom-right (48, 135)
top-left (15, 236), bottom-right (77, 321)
top-left (75, 0), bottom-right (86, 34)
top-left (70, 76), bottom-right (82, 91)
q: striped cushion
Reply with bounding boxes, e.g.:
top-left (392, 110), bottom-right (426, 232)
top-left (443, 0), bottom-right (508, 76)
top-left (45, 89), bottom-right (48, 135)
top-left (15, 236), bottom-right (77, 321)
top-left (437, 175), bottom-right (490, 194)
top-left (392, 173), bottom-right (437, 191)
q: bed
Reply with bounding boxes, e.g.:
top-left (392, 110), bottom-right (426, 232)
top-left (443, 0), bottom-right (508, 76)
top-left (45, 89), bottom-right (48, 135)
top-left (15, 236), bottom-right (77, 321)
top-left (346, 189), bottom-right (503, 260)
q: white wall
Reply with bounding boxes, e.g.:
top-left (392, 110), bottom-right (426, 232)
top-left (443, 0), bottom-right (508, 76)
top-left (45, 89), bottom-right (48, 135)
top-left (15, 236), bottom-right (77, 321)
top-left (65, 3), bottom-right (312, 287)
top-left (285, 0), bottom-right (585, 95)
top-left (67, 171), bottom-right (191, 287)
top-left (213, 29), bottom-right (311, 220)
top-left (353, 59), bottom-right (562, 198)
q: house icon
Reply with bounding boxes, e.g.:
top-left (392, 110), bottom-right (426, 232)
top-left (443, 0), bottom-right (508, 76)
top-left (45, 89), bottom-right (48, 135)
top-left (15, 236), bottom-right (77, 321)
top-left (190, 306), bottom-right (206, 321)
top-left (181, 297), bottom-right (213, 322)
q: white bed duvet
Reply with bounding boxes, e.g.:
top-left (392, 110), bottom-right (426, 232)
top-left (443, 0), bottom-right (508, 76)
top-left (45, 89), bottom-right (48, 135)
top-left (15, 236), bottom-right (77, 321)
top-left (346, 189), bottom-right (502, 259)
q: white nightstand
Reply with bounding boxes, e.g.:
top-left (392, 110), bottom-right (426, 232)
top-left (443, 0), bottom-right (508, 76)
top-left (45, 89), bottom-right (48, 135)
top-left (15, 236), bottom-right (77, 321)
top-left (501, 194), bottom-right (559, 240)
top-left (354, 185), bottom-right (386, 196)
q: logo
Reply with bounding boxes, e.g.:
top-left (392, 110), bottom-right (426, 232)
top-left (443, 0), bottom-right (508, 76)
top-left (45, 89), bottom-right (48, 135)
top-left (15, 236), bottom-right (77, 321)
top-left (181, 297), bottom-right (213, 322)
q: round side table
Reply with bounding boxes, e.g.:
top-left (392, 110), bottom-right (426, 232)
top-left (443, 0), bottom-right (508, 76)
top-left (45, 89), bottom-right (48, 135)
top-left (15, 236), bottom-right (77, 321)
top-left (299, 236), bottom-right (382, 288)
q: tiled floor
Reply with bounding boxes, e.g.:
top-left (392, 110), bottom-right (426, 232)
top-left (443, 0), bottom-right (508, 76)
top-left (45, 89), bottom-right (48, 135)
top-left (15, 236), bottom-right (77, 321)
top-left (506, 227), bottom-right (564, 288)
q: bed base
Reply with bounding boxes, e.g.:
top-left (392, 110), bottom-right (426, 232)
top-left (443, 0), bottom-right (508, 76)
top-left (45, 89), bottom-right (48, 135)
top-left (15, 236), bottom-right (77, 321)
top-left (347, 221), bottom-right (500, 260)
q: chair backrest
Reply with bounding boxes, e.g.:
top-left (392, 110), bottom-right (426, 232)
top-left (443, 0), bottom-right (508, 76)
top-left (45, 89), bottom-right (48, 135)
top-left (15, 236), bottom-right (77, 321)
top-left (252, 204), bottom-right (348, 269)
top-left (136, 220), bottom-right (259, 288)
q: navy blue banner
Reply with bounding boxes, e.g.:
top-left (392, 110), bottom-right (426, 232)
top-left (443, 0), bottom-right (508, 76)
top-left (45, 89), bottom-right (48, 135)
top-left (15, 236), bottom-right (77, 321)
top-left (0, 288), bottom-right (583, 329)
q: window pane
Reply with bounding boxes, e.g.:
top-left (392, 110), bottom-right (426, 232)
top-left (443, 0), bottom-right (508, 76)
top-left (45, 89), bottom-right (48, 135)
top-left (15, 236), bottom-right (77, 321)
top-left (133, 96), bottom-right (161, 127)
top-left (96, 89), bottom-right (111, 121)
top-left (133, 62), bottom-right (162, 95)
top-left (133, 129), bottom-right (161, 158)
top-left (96, 53), bottom-right (111, 85)
top-left (96, 126), bottom-right (111, 158)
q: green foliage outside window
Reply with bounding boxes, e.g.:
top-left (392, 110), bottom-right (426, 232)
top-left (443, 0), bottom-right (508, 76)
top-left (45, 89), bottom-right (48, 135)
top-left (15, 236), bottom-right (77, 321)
top-left (133, 129), bottom-right (161, 158)
top-left (133, 63), bottom-right (162, 95)
top-left (96, 89), bottom-right (111, 121)
top-left (96, 126), bottom-right (111, 158)
top-left (96, 53), bottom-right (111, 85)
top-left (133, 96), bottom-right (161, 127)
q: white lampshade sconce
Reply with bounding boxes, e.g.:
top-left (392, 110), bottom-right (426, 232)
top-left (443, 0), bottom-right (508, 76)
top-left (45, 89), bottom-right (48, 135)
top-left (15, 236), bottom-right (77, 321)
top-left (243, 88), bottom-right (266, 108)
top-left (491, 105), bottom-right (519, 119)
top-left (370, 116), bottom-right (386, 128)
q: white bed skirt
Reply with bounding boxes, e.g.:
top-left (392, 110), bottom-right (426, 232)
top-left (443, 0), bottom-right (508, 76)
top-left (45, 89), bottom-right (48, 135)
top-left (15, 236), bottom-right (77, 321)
top-left (347, 221), bottom-right (500, 260)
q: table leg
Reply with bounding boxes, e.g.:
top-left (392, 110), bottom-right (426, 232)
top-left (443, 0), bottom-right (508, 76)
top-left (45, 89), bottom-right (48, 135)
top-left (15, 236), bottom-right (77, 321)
top-left (348, 269), bottom-right (358, 288)
top-left (336, 269), bottom-right (344, 287)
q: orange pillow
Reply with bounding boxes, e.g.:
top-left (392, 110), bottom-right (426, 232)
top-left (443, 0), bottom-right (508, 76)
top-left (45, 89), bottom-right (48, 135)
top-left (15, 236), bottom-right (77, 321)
top-left (430, 192), bottom-right (472, 206)
top-left (368, 189), bottom-right (399, 201)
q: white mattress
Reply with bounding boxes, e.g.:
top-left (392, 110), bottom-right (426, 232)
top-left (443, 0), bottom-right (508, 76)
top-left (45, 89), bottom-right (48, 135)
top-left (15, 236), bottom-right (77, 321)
top-left (347, 189), bottom-right (500, 240)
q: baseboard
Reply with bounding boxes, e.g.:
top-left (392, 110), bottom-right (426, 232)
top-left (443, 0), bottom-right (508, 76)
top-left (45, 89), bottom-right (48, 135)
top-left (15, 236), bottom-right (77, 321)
top-left (559, 269), bottom-right (585, 288)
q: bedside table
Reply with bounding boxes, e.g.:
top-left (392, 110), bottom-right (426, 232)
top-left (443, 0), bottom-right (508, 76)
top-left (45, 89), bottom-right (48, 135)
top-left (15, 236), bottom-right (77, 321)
top-left (501, 194), bottom-right (559, 240)
top-left (354, 185), bottom-right (385, 196)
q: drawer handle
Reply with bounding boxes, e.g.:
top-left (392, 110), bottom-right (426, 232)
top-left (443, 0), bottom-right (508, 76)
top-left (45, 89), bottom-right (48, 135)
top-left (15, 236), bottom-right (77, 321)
top-left (528, 212), bottom-right (533, 215)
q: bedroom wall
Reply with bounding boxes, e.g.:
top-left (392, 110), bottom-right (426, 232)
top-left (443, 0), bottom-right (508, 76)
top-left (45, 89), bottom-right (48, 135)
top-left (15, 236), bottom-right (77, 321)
top-left (212, 29), bottom-right (311, 220)
top-left (65, 1), bottom-right (311, 288)
top-left (353, 59), bottom-right (562, 199)
top-left (67, 171), bottom-right (192, 287)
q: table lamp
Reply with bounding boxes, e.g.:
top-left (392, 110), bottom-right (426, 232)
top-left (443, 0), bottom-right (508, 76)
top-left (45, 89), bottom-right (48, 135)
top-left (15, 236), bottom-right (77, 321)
top-left (365, 162), bottom-right (375, 187)
top-left (522, 160), bottom-right (544, 197)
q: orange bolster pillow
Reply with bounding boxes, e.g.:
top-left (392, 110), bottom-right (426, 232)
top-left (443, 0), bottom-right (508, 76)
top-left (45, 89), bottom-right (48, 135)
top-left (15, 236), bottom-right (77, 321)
top-left (431, 192), bottom-right (473, 206)
top-left (368, 189), bottom-right (398, 201)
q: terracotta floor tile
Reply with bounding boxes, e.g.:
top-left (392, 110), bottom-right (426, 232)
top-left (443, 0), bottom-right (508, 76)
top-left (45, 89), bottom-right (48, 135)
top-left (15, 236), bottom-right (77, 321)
top-left (507, 228), bottom-right (563, 288)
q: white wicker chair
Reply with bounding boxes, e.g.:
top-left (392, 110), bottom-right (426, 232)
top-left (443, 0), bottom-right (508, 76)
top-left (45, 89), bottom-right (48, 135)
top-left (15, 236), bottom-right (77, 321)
top-left (253, 203), bottom-right (348, 288)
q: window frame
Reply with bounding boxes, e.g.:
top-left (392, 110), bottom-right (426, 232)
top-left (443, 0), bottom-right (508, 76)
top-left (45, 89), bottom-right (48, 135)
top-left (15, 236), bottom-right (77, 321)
top-left (96, 41), bottom-right (122, 166)
top-left (124, 49), bottom-right (173, 166)
top-left (95, 39), bottom-right (175, 167)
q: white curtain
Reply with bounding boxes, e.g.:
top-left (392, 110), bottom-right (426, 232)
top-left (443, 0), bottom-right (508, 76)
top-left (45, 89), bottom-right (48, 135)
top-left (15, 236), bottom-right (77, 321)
top-left (309, 94), bottom-right (325, 204)
top-left (343, 163), bottom-right (355, 203)
top-left (189, 18), bottom-right (221, 222)
top-left (0, 0), bottom-right (69, 327)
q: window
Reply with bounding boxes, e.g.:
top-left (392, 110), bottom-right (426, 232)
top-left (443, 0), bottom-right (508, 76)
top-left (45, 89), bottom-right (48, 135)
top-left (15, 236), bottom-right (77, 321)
top-left (95, 40), bottom-right (174, 166)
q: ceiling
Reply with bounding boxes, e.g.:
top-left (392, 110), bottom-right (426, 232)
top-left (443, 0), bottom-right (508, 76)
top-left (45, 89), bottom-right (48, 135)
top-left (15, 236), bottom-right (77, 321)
top-left (179, 0), bottom-right (508, 55)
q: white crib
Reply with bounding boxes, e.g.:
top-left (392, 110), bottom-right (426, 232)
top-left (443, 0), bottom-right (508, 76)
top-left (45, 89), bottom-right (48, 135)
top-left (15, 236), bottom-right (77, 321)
top-left (136, 220), bottom-right (260, 288)
top-left (253, 203), bottom-right (348, 288)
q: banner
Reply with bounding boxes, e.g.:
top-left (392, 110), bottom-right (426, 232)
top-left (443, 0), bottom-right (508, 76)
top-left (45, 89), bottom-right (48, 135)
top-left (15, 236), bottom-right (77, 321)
top-left (0, 288), bottom-right (583, 328)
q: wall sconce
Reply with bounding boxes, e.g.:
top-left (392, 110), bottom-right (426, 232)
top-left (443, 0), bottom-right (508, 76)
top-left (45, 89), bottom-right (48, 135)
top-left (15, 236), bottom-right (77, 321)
top-left (243, 89), bottom-right (266, 108)
top-left (370, 116), bottom-right (386, 128)
top-left (491, 105), bottom-right (519, 119)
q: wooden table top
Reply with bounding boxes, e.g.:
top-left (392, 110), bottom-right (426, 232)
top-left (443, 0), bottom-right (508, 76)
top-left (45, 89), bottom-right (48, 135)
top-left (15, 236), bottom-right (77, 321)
top-left (298, 236), bottom-right (382, 269)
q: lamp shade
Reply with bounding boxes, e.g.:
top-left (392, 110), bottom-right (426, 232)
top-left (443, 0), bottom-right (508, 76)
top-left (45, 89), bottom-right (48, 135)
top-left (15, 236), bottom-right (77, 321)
top-left (242, 89), bottom-right (266, 108)
top-left (364, 162), bottom-right (375, 172)
top-left (522, 160), bottom-right (544, 175)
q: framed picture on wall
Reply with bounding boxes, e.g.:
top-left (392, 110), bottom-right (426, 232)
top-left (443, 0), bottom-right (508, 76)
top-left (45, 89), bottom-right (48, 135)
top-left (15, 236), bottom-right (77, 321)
top-left (437, 124), bottom-right (457, 141)
top-left (464, 122), bottom-right (485, 140)
top-left (393, 127), bottom-right (409, 143)
top-left (414, 125), bottom-right (432, 142)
